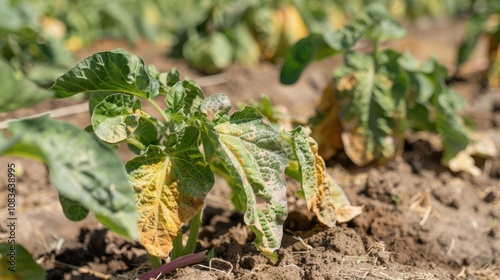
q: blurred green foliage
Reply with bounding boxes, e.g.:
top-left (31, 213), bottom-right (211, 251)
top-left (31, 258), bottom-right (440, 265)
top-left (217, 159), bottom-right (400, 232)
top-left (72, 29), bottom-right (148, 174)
top-left (0, 0), bottom-right (478, 83)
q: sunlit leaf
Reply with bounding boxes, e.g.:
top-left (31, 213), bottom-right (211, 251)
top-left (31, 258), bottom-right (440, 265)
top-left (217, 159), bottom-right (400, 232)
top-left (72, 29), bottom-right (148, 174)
top-left (50, 49), bottom-right (159, 99)
top-left (0, 59), bottom-right (52, 113)
top-left (0, 244), bottom-right (44, 280)
top-left (334, 52), bottom-right (406, 166)
top-left (126, 126), bottom-right (214, 258)
top-left (92, 93), bottom-right (142, 143)
top-left (4, 116), bottom-right (138, 239)
top-left (200, 93), bottom-right (288, 260)
top-left (282, 127), bottom-right (337, 227)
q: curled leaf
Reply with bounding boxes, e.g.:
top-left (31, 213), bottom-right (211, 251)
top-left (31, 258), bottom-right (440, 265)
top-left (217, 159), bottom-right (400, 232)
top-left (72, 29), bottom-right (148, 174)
top-left (91, 93), bottom-right (142, 143)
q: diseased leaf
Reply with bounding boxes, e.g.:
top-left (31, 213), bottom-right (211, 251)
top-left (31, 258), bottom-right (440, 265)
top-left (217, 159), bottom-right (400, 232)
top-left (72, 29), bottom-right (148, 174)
top-left (325, 173), bottom-right (363, 223)
top-left (200, 94), bottom-right (288, 260)
top-left (92, 93), bottom-right (142, 143)
top-left (282, 127), bottom-right (337, 227)
top-left (0, 243), bottom-right (44, 280)
top-left (4, 116), bottom-right (138, 239)
top-left (0, 59), bottom-right (52, 113)
top-left (334, 52), bottom-right (406, 166)
top-left (126, 127), bottom-right (214, 258)
top-left (50, 49), bottom-right (159, 99)
top-left (59, 195), bottom-right (89, 221)
top-left (310, 82), bottom-right (344, 159)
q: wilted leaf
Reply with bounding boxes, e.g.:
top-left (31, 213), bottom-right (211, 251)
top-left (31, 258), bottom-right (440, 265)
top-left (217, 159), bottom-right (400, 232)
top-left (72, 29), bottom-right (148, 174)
top-left (283, 127), bottom-right (337, 227)
top-left (334, 52), bottom-right (406, 166)
top-left (0, 244), bottom-right (44, 280)
top-left (0, 59), bottom-right (52, 113)
top-left (50, 49), bottom-right (159, 99)
top-left (200, 94), bottom-right (288, 260)
top-left (92, 93), bottom-right (142, 143)
top-left (310, 82), bottom-right (344, 159)
top-left (448, 131), bottom-right (498, 176)
top-left (4, 116), bottom-right (138, 239)
top-left (126, 127), bottom-right (214, 258)
top-left (325, 173), bottom-right (363, 223)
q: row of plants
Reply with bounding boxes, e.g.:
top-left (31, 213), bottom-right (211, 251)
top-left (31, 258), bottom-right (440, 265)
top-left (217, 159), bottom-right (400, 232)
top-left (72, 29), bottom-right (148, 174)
top-left (280, 4), bottom-right (497, 176)
top-left (1, 0), bottom-right (479, 84)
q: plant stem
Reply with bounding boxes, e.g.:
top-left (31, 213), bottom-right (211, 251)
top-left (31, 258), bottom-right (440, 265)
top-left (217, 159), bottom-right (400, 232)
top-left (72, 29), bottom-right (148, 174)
top-left (139, 251), bottom-right (207, 280)
top-left (184, 209), bottom-right (203, 255)
top-left (148, 98), bottom-right (170, 124)
top-left (170, 230), bottom-right (184, 261)
top-left (148, 254), bottom-right (162, 269)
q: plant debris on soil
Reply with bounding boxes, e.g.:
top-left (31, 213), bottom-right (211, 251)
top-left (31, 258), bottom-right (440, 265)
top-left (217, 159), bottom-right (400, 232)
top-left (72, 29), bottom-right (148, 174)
top-left (1, 18), bottom-right (500, 280)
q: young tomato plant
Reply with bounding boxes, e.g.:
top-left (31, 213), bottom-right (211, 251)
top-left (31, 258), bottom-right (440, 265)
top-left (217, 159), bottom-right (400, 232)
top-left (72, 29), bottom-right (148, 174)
top-left (281, 4), bottom-right (497, 175)
top-left (46, 48), bottom-right (359, 267)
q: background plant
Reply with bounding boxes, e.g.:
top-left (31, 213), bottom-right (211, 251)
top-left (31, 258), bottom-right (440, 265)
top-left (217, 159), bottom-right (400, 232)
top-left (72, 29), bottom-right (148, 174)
top-left (280, 4), bottom-right (497, 176)
top-left (456, 0), bottom-right (500, 87)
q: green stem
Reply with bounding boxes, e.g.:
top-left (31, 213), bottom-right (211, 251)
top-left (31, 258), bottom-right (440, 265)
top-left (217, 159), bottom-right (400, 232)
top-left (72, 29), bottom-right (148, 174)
top-left (148, 254), bottom-right (162, 269)
top-left (184, 209), bottom-right (202, 255)
top-left (148, 98), bottom-right (170, 124)
top-left (127, 136), bottom-right (147, 151)
top-left (170, 230), bottom-right (184, 261)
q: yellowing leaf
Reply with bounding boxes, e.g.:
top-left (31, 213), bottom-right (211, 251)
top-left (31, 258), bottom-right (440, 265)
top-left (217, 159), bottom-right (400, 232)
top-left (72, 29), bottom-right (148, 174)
top-left (310, 81), bottom-right (344, 160)
top-left (200, 94), bottom-right (288, 260)
top-left (333, 52), bottom-right (406, 166)
top-left (125, 127), bottom-right (214, 258)
top-left (284, 127), bottom-right (362, 227)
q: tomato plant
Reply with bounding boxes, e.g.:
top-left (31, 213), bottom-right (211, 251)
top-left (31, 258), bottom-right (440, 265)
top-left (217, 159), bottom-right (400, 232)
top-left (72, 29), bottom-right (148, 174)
top-left (281, 4), bottom-right (497, 175)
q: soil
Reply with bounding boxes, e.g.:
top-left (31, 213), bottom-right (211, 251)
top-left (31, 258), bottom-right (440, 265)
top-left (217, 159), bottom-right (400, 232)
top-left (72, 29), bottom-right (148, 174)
top-left (1, 18), bottom-right (500, 279)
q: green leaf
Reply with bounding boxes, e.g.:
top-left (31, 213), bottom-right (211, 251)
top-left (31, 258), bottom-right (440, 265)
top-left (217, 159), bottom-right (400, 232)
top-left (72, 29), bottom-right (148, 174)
top-left (436, 88), bottom-right (470, 163)
top-left (280, 34), bottom-right (337, 85)
top-left (59, 195), bottom-right (89, 221)
top-left (182, 78), bottom-right (205, 115)
top-left (282, 127), bottom-right (337, 227)
top-left (165, 82), bottom-right (187, 126)
top-left (0, 243), bottom-right (44, 280)
top-left (92, 93), bottom-right (142, 143)
top-left (50, 49), bottom-right (159, 99)
top-left (280, 4), bottom-right (405, 85)
top-left (125, 126), bottom-right (214, 258)
top-left (333, 52), bottom-right (406, 165)
top-left (127, 118), bottom-right (159, 154)
top-left (0, 59), bottom-right (52, 113)
top-left (4, 116), bottom-right (138, 239)
top-left (89, 92), bottom-right (111, 115)
top-left (200, 94), bottom-right (288, 260)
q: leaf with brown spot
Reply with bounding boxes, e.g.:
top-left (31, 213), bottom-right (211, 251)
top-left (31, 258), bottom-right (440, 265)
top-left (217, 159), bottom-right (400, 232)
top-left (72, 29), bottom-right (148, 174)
top-left (125, 126), bottom-right (214, 258)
